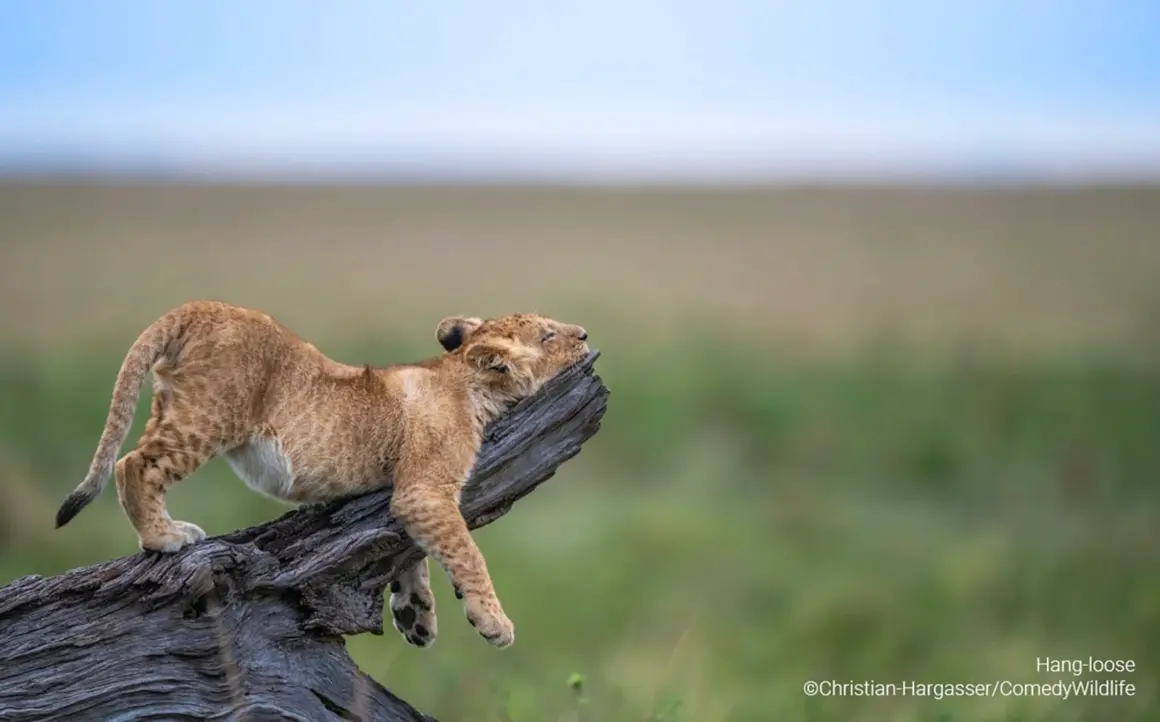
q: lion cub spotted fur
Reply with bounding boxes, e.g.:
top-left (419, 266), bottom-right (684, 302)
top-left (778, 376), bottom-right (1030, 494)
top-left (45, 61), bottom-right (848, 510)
top-left (54, 300), bottom-right (591, 649)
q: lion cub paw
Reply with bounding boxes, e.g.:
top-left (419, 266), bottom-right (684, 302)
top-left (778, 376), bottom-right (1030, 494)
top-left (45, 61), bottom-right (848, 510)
top-left (389, 580), bottom-right (438, 648)
top-left (139, 520), bottom-right (207, 553)
top-left (463, 594), bottom-right (515, 648)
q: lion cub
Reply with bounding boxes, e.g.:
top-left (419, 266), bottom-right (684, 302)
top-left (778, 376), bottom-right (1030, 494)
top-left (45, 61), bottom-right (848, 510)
top-left (54, 300), bottom-right (590, 649)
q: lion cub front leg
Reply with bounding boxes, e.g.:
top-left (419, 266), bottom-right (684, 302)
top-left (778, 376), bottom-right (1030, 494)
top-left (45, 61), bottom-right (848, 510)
top-left (389, 557), bottom-right (438, 648)
top-left (390, 481), bottom-right (514, 648)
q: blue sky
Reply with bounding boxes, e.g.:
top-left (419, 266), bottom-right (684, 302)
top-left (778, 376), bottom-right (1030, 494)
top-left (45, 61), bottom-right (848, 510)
top-left (2, 1), bottom-right (1159, 181)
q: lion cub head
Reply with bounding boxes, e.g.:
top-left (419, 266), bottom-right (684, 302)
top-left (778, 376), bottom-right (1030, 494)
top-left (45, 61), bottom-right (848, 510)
top-left (436, 313), bottom-right (590, 397)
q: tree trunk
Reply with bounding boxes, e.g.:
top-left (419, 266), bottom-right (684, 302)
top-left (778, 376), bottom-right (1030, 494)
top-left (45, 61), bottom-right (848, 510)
top-left (0, 353), bottom-right (610, 722)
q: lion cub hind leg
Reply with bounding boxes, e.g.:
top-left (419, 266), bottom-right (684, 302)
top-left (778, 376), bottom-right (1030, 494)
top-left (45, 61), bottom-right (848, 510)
top-left (389, 557), bottom-right (438, 648)
top-left (115, 423), bottom-right (217, 553)
top-left (390, 482), bottom-right (515, 648)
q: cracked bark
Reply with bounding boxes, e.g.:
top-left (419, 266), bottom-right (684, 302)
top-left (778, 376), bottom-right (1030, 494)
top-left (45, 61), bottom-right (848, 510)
top-left (0, 352), bottom-right (610, 722)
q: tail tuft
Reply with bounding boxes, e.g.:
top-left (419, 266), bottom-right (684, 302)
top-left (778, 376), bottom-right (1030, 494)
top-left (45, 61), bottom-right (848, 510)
top-left (55, 488), bottom-right (97, 528)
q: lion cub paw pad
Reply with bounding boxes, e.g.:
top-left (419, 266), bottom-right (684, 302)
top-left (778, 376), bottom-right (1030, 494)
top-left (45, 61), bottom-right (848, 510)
top-left (389, 586), bottom-right (437, 648)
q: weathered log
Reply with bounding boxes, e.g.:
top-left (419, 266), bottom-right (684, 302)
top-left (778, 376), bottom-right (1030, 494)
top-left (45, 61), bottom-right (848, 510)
top-left (0, 351), bottom-right (609, 722)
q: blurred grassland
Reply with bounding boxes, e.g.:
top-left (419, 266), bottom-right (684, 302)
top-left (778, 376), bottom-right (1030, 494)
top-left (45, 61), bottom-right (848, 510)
top-left (1, 182), bottom-right (1159, 721)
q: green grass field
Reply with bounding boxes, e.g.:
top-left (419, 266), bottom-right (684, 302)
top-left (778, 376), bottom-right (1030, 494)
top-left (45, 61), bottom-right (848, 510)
top-left (2, 182), bottom-right (1159, 721)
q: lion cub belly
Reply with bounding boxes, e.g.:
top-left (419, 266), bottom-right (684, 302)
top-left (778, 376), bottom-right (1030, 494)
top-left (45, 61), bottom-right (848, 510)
top-left (224, 438), bottom-right (296, 501)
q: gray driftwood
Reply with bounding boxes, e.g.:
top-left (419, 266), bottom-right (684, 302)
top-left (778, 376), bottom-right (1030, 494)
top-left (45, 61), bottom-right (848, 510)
top-left (0, 352), bottom-right (609, 722)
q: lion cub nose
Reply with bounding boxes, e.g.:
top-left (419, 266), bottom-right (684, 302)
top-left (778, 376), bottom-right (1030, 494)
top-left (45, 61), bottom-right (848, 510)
top-left (577, 328), bottom-right (588, 341)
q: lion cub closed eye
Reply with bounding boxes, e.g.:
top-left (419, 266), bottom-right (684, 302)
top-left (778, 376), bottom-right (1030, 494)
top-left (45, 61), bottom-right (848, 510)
top-left (54, 300), bottom-right (591, 649)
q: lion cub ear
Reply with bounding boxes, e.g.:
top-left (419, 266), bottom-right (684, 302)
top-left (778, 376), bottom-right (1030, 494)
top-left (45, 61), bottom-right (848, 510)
top-left (464, 339), bottom-right (528, 375)
top-left (436, 316), bottom-right (483, 351)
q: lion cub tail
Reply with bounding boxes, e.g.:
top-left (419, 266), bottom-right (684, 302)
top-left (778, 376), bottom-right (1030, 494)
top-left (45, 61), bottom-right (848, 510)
top-left (55, 310), bottom-right (185, 529)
